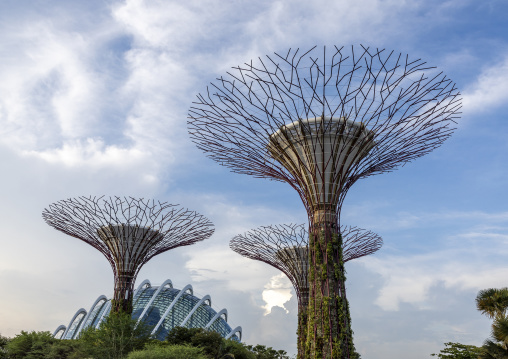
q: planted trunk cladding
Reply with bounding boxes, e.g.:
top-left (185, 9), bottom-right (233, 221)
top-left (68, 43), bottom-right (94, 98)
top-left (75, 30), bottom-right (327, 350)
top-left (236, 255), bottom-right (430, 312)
top-left (230, 223), bottom-right (381, 358)
top-left (306, 217), bottom-right (355, 358)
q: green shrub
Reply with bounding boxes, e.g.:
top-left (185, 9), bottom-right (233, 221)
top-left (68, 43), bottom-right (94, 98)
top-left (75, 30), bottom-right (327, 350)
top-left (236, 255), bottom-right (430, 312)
top-left (0, 334), bottom-right (9, 359)
top-left (78, 311), bottom-right (152, 359)
top-left (5, 331), bottom-right (54, 359)
top-left (166, 327), bottom-right (203, 345)
top-left (245, 344), bottom-right (289, 359)
top-left (127, 344), bottom-right (207, 359)
top-left (46, 338), bottom-right (88, 359)
top-left (223, 339), bottom-right (256, 359)
top-left (431, 342), bottom-right (482, 358)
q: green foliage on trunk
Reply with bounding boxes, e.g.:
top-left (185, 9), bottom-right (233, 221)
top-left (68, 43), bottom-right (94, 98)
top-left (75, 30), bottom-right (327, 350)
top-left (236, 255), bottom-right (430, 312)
top-left (111, 298), bottom-right (133, 314)
top-left (296, 309), bottom-right (307, 359)
top-left (306, 229), bottom-right (357, 358)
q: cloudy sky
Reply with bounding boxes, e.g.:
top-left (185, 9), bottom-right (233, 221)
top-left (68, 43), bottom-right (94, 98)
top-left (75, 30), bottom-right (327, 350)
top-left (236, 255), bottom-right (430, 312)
top-left (0, 0), bottom-right (507, 358)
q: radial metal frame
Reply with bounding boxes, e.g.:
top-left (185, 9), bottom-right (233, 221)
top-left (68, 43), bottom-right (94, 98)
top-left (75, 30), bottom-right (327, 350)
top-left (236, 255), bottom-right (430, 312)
top-left (188, 45), bottom-right (461, 220)
top-left (230, 223), bottom-right (382, 308)
top-left (43, 196), bottom-right (214, 313)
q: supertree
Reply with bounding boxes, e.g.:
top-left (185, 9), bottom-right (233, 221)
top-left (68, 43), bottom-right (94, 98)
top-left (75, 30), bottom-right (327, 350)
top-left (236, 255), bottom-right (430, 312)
top-left (188, 45), bottom-right (461, 358)
top-left (230, 223), bottom-right (382, 358)
top-left (43, 196), bottom-right (214, 313)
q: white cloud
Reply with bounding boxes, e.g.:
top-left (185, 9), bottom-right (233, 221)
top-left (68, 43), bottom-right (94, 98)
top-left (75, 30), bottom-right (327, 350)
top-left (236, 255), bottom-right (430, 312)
top-left (362, 238), bottom-right (508, 311)
top-left (0, 19), bottom-right (124, 148)
top-left (23, 138), bottom-right (151, 170)
top-left (343, 202), bottom-right (508, 232)
top-left (261, 273), bottom-right (293, 315)
top-left (462, 54), bottom-right (508, 113)
top-left (0, 0), bottom-right (464, 182)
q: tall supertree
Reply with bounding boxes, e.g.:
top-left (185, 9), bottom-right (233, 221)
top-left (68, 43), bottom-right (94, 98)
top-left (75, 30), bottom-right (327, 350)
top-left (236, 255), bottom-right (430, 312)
top-left (230, 223), bottom-right (382, 358)
top-left (43, 196), bottom-right (214, 313)
top-left (188, 45), bottom-right (461, 358)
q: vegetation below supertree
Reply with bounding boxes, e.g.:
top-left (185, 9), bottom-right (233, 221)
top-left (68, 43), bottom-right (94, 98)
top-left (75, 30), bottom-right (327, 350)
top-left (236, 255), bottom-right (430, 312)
top-left (0, 313), bottom-right (291, 359)
top-left (431, 287), bottom-right (508, 359)
top-left (475, 287), bottom-right (508, 358)
top-left (431, 342), bottom-right (482, 358)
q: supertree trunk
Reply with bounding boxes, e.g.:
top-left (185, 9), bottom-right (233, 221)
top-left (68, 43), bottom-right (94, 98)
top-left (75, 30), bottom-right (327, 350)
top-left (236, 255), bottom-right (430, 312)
top-left (297, 291), bottom-right (309, 359)
top-left (43, 197), bottom-right (214, 316)
top-left (297, 307), bottom-right (308, 359)
top-left (230, 223), bottom-right (381, 359)
top-left (112, 272), bottom-right (135, 313)
top-left (307, 213), bottom-right (354, 359)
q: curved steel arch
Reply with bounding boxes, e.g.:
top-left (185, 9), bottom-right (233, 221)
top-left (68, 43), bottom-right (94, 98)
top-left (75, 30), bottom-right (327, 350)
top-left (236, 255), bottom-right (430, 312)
top-left (151, 284), bottom-right (193, 335)
top-left (62, 308), bottom-right (86, 339)
top-left (181, 294), bottom-right (211, 328)
top-left (225, 326), bottom-right (242, 341)
top-left (133, 279), bottom-right (152, 309)
top-left (204, 308), bottom-right (228, 330)
top-left (77, 295), bottom-right (108, 334)
top-left (96, 300), bottom-right (112, 327)
top-left (134, 279), bottom-right (151, 297)
top-left (52, 325), bottom-right (66, 339)
top-left (136, 279), bottom-right (173, 326)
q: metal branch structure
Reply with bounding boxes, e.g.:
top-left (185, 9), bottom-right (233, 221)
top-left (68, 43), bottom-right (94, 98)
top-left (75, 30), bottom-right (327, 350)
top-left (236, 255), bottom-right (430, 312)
top-left (43, 196), bottom-right (214, 313)
top-left (230, 223), bottom-right (382, 357)
top-left (188, 45), bottom-right (461, 359)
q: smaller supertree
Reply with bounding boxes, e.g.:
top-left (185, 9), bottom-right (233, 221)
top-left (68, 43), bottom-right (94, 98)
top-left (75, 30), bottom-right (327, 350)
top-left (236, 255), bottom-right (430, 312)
top-left (43, 196), bottom-right (214, 313)
top-left (230, 224), bottom-right (382, 359)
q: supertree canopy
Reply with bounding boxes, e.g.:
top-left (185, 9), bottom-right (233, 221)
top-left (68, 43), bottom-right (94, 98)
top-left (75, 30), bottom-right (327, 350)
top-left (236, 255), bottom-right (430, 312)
top-left (230, 223), bottom-right (382, 357)
top-left (230, 224), bottom-right (382, 308)
top-left (43, 196), bottom-right (214, 313)
top-left (188, 45), bottom-right (461, 358)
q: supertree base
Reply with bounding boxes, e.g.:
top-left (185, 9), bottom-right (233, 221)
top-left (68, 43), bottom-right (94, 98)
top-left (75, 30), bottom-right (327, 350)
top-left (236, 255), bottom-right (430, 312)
top-left (306, 229), bottom-right (355, 359)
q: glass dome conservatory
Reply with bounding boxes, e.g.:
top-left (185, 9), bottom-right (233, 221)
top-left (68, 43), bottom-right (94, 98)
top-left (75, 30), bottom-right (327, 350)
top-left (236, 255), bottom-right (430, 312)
top-left (52, 279), bottom-right (242, 341)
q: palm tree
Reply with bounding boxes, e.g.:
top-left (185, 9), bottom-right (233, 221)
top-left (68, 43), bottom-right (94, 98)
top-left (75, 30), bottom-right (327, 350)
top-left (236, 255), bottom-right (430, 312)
top-left (481, 339), bottom-right (508, 359)
top-left (477, 288), bottom-right (508, 358)
top-left (476, 288), bottom-right (508, 319)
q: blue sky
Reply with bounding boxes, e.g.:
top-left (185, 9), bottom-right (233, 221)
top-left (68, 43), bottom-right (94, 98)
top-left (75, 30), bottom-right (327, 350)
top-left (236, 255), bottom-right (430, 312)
top-left (0, 0), bottom-right (507, 358)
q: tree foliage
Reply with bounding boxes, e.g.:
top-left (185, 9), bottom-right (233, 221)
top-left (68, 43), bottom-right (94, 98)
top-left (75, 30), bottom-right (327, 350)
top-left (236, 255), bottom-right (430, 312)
top-left (164, 327), bottom-right (289, 359)
top-left (0, 334), bottom-right (9, 359)
top-left (127, 344), bottom-right (207, 359)
top-left (476, 288), bottom-right (508, 358)
top-left (5, 331), bottom-right (55, 359)
top-left (1, 323), bottom-right (290, 359)
top-left (476, 288), bottom-right (508, 320)
top-left (431, 342), bottom-right (482, 358)
top-left (78, 310), bottom-right (152, 359)
top-left (3, 330), bottom-right (88, 359)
